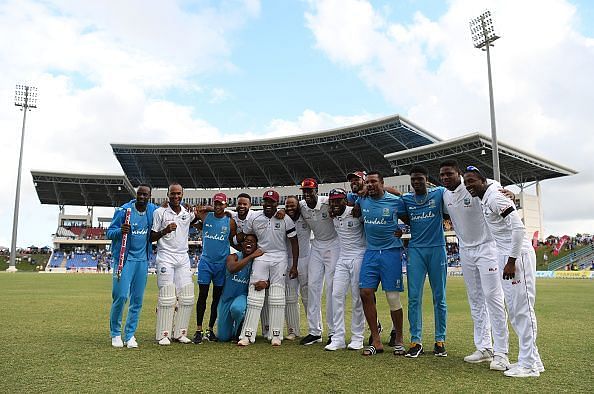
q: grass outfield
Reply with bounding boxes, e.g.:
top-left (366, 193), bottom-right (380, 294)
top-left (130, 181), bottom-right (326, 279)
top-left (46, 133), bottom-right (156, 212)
top-left (1, 274), bottom-right (592, 393)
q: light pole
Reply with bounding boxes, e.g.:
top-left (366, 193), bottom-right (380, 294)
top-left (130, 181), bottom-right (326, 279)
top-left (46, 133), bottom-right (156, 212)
top-left (8, 85), bottom-right (37, 272)
top-left (470, 10), bottom-right (501, 182)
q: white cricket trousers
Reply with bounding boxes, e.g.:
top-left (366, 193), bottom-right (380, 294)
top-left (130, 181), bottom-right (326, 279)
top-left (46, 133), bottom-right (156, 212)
top-left (250, 252), bottom-right (288, 285)
top-left (459, 241), bottom-right (509, 354)
top-left (156, 251), bottom-right (193, 290)
top-left (307, 238), bottom-right (340, 336)
top-left (330, 252), bottom-right (365, 346)
top-left (499, 250), bottom-right (543, 369)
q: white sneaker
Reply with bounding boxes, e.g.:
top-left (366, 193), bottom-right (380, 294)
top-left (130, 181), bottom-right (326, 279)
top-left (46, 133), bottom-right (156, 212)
top-left (490, 354), bottom-right (510, 371)
top-left (237, 338), bottom-right (250, 347)
top-left (509, 361), bottom-right (545, 373)
top-left (158, 337), bottom-right (171, 346)
top-left (324, 341), bottom-right (346, 351)
top-left (347, 340), bottom-right (364, 350)
top-left (504, 365), bottom-right (540, 378)
top-left (176, 335), bottom-right (192, 344)
top-left (271, 337), bottom-right (282, 347)
top-left (464, 349), bottom-right (493, 363)
top-left (125, 336), bottom-right (138, 349)
top-left (111, 336), bottom-right (124, 348)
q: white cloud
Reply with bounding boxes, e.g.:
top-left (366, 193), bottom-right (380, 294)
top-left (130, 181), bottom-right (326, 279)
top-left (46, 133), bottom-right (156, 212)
top-left (305, 0), bottom-right (594, 235)
top-left (266, 109), bottom-right (380, 136)
top-left (0, 0), bottom-right (260, 247)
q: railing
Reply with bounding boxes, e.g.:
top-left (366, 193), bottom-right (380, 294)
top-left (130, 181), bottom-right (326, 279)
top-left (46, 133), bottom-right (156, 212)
top-left (548, 244), bottom-right (594, 271)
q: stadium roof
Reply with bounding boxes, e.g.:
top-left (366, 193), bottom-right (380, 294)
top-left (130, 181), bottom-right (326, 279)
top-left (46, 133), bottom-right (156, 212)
top-left (31, 171), bottom-right (135, 207)
top-left (384, 133), bottom-right (577, 186)
top-left (111, 115), bottom-right (441, 188)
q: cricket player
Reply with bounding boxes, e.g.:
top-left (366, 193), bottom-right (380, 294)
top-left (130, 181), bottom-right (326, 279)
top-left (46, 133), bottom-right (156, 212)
top-left (439, 160), bottom-right (510, 370)
top-left (108, 184), bottom-right (157, 348)
top-left (400, 166), bottom-right (448, 358)
top-left (193, 192), bottom-right (237, 344)
top-left (284, 195), bottom-right (312, 340)
top-left (217, 234), bottom-right (266, 342)
top-left (464, 166), bottom-right (544, 378)
top-left (299, 178), bottom-right (340, 346)
top-left (238, 189), bottom-right (299, 346)
top-left (356, 171), bottom-right (406, 356)
top-left (325, 188), bottom-right (366, 351)
top-left (150, 183), bottom-right (198, 345)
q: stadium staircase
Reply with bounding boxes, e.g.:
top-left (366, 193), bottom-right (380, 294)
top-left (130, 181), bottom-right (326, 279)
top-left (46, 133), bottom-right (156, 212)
top-left (548, 244), bottom-right (594, 271)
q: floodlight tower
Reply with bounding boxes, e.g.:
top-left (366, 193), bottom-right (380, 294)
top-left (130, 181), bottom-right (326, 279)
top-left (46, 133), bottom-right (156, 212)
top-left (8, 85), bottom-right (38, 272)
top-left (470, 10), bottom-right (501, 182)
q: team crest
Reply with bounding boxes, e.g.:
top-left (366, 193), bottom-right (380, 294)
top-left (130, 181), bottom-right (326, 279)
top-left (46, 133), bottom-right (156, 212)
top-left (221, 226), bottom-right (228, 232)
top-left (347, 221), bottom-right (354, 227)
top-left (382, 208), bottom-right (390, 217)
top-left (463, 197), bottom-right (471, 206)
top-left (275, 223), bottom-right (281, 229)
top-left (428, 199), bottom-right (436, 208)
top-left (181, 214), bottom-right (187, 220)
top-left (160, 266), bottom-right (167, 273)
top-left (322, 212), bottom-right (328, 219)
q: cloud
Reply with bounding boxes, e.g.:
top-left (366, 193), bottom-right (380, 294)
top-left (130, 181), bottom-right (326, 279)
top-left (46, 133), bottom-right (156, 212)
top-left (266, 109), bottom-right (380, 136)
top-left (0, 0), bottom-right (260, 247)
top-left (305, 0), bottom-right (594, 235)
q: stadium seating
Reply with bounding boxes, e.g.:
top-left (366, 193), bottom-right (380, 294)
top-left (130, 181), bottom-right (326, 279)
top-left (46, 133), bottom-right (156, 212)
top-left (66, 253), bottom-right (96, 269)
top-left (548, 244), bottom-right (594, 271)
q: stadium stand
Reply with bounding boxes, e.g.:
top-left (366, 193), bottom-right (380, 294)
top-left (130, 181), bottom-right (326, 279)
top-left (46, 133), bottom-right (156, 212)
top-left (548, 244), bottom-right (594, 271)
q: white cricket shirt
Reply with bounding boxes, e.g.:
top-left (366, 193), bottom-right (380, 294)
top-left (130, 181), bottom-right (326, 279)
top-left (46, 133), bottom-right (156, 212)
top-left (444, 179), bottom-right (495, 248)
top-left (231, 209), bottom-right (257, 234)
top-left (480, 184), bottom-right (532, 257)
top-left (299, 196), bottom-right (338, 247)
top-left (287, 214), bottom-right (312, 258)
top-left (243, 211), bottom-right (296, 254)
top-left (152, 206), bottom-right (195, 255)
top-left (333, 206), bottom-right (366, 257)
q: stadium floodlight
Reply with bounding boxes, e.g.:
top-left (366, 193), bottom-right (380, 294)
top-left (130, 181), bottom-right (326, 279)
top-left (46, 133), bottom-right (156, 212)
top-left (8, 84), bottom-right (37, 272)
top-left (469, 10), bottom-right (501, 182)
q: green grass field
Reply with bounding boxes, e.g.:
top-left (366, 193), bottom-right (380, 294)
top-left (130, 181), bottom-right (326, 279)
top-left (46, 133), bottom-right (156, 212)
top-left (1, 274), bottom-right (592, 393)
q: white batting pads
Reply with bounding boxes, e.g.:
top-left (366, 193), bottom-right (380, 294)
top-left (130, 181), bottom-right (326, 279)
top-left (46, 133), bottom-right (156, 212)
top-left (268, 283), bottom-right (286, 341)
top-left (155, 284), bottom-right (176, 340)
top-left (240, 285), bottom-right (266, 343)
top-left (173, 283), bottom-right (194, 339)
top-left (260, 289), bottom-right (270, 338)
top-left (285, 283), bottom-right (300, 337)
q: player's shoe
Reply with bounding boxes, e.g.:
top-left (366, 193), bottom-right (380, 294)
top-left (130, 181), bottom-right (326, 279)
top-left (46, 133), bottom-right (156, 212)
top-left (237, 338), bottom-right (250, 347)
top-left (367, 320), bottom-right (383, 346)
top-left (300, 334), bottom-right (322, 345)
top-left (347, 340), bottom-right (364, 350)
top-left (405, 343), bottom-right (424, 358)
top-left (271, 338), bottom-right (282, 347)
top-left (509, 361), bottom-right (545, 373)
top-left (326, 335), bottom-right (333, 346)
top-left (125, 336), bottom-right (138, 349)
top-left (504, 365), bottom-right (540, 378)
top-left (490, 353), bottom-right (510, 371)
top-left (192, 330), bottom-right (203, 344)
top-left (286, 328), bottom-right (297, 341)
top-left (464, 349), bottom-right (494, 363)
top-left (111, 335), bottom-right (124, 348)
top-left (433, 341), bottom-right (447, 357)
top-left (205, 329), bottom-right (218, 342)
top-left (388, 330), bottom-right (397, 347)
top-left (176, 335), bottom-right (192, 344)
top-left (158, 337), bottom-right (171, 346)
top-left (325, 341), bottom-right (346, 351)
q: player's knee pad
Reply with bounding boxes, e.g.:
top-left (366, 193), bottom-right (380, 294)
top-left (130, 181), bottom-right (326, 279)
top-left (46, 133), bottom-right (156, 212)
top-left (158, 283), bottom-right (177, 308)
top-left (385, 291), bottom-right (402, 311)
top-left (285, 284), bottom-right (298, 305)
top-left (178, 283), bottom-right (194, 306)
top-left (247, 285), bottom-right (266, 308)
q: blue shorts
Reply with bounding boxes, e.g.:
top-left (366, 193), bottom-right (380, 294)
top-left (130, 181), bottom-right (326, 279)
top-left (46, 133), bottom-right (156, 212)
top-left (359, 247), bottom-right (404, 292)
top-left (197, 257), bottom-right (226, 287)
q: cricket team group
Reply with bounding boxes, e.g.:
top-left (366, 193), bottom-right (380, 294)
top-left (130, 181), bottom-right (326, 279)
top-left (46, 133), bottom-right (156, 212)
top-left (108, 160), bottom-right (544, 378)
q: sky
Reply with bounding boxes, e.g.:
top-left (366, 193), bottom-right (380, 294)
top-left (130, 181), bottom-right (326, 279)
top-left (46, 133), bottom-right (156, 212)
top-left (0, 0), bottom-right (593, 248)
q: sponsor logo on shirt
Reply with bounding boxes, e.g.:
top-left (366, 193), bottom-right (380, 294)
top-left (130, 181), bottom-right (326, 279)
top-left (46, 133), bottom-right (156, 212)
top-left (364, 217), bottom-right (387, 225)
top-left (410, 211), bottom-right (436, 221)
top-left (488, 267), bottom-right (498, 272)
top-left (232, 274), bottom-right (249, 285)
top-left (511, 279), bottom-right (522, 285)
top-left (203, 231), bottom-right (226, 241)
top-left (131, 227), bottom-right (148, 236)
